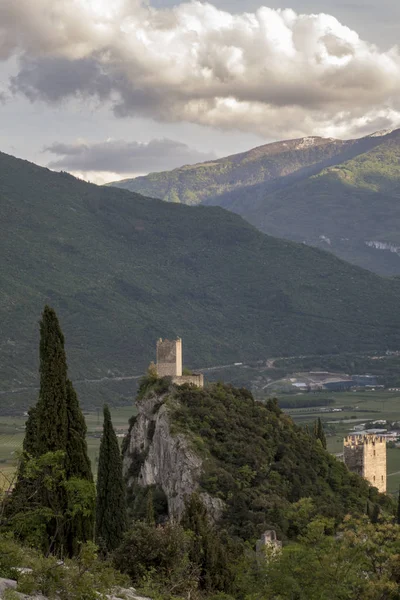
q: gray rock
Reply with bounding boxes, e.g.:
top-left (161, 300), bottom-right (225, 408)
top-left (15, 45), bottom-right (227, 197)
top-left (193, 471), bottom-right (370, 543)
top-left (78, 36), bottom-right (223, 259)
top-left (123, 392), bottom-right (225, 522)
top-left (108, 587), bottom-right (151, 600)
top-left (0, 578), bottom-right (17, 597)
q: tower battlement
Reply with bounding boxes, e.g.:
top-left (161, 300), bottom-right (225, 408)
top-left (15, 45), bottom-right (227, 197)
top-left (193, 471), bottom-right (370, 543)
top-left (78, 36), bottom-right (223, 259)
top-left (343, 434), bottom-right (386, 493)
top-left (155, 338), bottom-right (203, 388)
top-left (156, 338), bottom-right (182, 378)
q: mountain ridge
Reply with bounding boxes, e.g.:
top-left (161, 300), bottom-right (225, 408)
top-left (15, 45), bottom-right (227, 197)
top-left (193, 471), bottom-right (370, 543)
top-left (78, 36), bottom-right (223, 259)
top-left (109, 129), bottom-right (400, 275)
top-left (3, 150), bottom-right (400, 409)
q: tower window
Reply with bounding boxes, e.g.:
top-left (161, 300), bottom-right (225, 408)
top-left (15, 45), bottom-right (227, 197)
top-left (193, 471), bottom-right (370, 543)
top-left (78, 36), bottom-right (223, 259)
top-left (373, 450), bottom-right (376, 456)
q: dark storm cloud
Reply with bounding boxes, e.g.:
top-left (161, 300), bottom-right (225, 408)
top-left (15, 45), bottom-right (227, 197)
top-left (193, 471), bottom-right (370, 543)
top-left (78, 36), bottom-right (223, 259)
top-left (44, 138), bottom-right (216, 174)
top-left (10, 56), bottom-right (114, 103)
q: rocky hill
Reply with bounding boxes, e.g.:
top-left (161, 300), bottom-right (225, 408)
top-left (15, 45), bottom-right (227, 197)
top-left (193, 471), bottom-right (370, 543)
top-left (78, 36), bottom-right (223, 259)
top-left (110, 129), bottom-right (400, 275)
top-left (3, 151), bottom-right (400, 411)
top-left (122, 380), bottom-right (392, 540)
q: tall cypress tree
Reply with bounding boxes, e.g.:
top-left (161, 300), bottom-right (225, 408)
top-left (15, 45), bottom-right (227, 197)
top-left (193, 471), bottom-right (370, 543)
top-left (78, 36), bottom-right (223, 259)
top-left (96, 405), bottom-right (128, 553)
top-left (4, 406), bottom-right (38, 520)
top-left (35, 306), bottom-right (69, 455)
top-left (34, 306), bottom-right (70, 554)
top-left (7, 306), bottom-right (94, 556)
top-left (65, 379), bottom-right (95, 556)
top-left (317, 418), bottom-right (327, 450)
top-left (397, 487), bottom-right (400, 525)
top-left (313, 418), bottom-right (327, 449)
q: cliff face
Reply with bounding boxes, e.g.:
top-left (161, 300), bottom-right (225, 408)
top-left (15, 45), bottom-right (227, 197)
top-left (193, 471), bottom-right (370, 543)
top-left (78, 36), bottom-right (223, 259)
top-left (122, 393), bottom-right (222, 521)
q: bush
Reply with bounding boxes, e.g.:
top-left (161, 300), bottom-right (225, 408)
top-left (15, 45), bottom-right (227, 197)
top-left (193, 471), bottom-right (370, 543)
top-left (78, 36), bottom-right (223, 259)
top-left (113, 521), bottom-right (198, 599)
top-left (0, 537), bottom-right (127, 600)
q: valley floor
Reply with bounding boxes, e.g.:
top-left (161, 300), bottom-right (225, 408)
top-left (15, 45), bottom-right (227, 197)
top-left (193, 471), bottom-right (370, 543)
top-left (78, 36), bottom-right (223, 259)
top-left (2, 390), bottom-right (400, 493)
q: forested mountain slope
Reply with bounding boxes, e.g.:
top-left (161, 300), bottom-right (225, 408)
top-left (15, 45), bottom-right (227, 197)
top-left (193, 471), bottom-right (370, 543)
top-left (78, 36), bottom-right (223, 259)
top-left (110, 133), bottom-right (371, 204)
top-left (2, 151), bottom-right (400, 408)
top-left (110, 129), bottom-right (400, 275)
top-left (124, 381), bottom-right (392, 540)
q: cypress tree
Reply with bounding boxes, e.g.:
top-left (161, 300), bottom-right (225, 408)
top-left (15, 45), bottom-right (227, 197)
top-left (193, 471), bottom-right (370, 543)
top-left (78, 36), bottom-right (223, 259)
top-left (182, 493), bottom-right (231, 592)
top-left (8, 306), bottom-right (95, 556)
top-left (65, 380), bottom-right (95, 556)
top-left (65, 380), bottom-right (92, 480)
top-left (397, 487), bottom-right (400, 525)
top-left (35, 306), bottom-right (69, 454)
top-left (34, 306), bottom-right (70, 554)
top-left (317, 418), bottom-right (327, 450)
top-left (96, 405), bottom-right (128, 553)
top-left (4, 406), bottom-right (38, 520)
top-left (313, 418), bottom-right (327, 449)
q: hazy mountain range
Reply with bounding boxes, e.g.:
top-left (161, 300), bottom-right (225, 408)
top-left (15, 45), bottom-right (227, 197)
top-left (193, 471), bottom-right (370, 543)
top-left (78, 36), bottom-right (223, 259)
top-left (2, 150), bottom-right (400, 409)
top-left (110, 129), bottom-right (400, 275)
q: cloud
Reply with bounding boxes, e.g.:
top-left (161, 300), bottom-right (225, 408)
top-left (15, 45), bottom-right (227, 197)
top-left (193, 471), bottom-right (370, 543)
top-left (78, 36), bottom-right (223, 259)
top-left (44, 138), bottom-right (217, 175)
top-left (1, 0), bottom-right (400, 138)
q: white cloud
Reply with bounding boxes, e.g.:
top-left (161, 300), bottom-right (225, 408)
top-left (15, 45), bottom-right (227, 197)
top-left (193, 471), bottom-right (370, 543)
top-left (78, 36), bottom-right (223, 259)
top-left (1, 0), bottom-right (400, 138)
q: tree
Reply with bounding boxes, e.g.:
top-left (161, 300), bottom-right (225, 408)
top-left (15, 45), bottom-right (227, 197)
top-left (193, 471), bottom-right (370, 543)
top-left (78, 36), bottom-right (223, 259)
top-left (251, 516), bottom-right (400, 600)
top-left (65, 380), bottom-right (95, 556)
top-left (113, 521), bottom-right (198, 598)
top-left (6, 306), bottom-right (95, 557)
top-left (397, 487), bottom-right (400, 525)
top-left (35, 306), bottom-right (69, 455)
top-left (95, 405), bottom-right (128, 553)
top-left (182, 493), bottom-right (233, 593)
top-left (3, 406), bottom-right (39, 523)
top-left (313, 418), bottom-right (327, 449)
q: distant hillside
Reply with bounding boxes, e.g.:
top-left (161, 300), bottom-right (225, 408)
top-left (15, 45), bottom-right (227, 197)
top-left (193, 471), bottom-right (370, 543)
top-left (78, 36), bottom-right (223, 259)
top-left (3, 151), bottom-right (400, 410)
top-left (110, 135), bottom-right (365, 204)
top-left (110, 129), bottom-right (400, 275)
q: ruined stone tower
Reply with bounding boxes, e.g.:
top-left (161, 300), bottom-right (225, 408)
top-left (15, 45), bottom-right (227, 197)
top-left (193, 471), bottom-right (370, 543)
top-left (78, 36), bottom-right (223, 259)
top-left (156, 338), bottom-right (182, 378)
top-left (156, 338), bottom-right (204, 388)
top-left (343, 435), bottom-right (386, 493)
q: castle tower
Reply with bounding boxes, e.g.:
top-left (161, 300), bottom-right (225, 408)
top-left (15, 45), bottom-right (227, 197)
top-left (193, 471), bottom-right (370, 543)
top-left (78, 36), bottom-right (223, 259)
top-left (156, 338), bottom-right (182, 377)
top-left (343, 435), bottom-right (386, 493)
top-left (155, 338), bottom-right (204, 388)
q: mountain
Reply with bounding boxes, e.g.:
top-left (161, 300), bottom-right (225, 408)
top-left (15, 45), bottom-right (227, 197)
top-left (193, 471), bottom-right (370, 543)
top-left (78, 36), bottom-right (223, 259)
top-left (110, 129), bottom-right (400, 275)
top-left (3, 151), bottom-right (400, 410)
top-left (123, 381), bottom-right (392, 540)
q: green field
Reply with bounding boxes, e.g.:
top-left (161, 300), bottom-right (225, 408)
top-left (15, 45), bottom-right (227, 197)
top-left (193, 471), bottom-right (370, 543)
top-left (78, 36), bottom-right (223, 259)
top-left (283, 390), bottom-right (400, 494)
top-left (0, 405), bottom-right (136, 490)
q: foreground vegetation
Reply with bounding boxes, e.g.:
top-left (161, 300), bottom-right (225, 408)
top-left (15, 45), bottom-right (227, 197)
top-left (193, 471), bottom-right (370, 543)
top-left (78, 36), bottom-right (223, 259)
top-left (2, 308), bottom-right (400, 599)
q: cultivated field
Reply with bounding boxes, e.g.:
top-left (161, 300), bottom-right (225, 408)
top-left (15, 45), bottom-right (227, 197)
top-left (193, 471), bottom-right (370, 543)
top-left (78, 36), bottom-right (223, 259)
top-left (0, 405), bottom-right (136, 491)
top-left (283, 390), bottom-right (400, 494)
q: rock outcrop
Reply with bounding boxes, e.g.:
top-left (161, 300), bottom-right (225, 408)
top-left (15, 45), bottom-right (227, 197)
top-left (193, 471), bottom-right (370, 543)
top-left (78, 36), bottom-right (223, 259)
top-left (0, 583), bottom-right (150, 600)
top-left (122, 392), bottom-right (223, 521)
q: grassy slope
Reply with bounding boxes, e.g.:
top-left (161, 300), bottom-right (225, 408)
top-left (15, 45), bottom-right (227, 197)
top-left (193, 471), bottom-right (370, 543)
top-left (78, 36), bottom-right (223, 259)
top-left (111, 136), bottom-right (359, 205)
top-left (111, 130), bottom-right (400, 275)
top-left (203, 132), bottom-right (400, 275)
top-left (3, 151), bottom-right (400, 409)
top-left (244, 134), bottom-right (400, 252)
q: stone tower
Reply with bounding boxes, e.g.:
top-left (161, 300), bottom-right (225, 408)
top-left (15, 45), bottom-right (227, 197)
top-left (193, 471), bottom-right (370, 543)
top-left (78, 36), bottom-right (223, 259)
top-left (156, 338), bottom-right (182, 378)
top-left (343, 435), bottom-right (386, 493)
top-left (155, 338), bottom-right (204, 388)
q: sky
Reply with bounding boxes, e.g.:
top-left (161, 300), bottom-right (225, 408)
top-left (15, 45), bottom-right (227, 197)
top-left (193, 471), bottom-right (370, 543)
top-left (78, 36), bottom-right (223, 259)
top-left (0, 0), bottom-right (399, 183)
